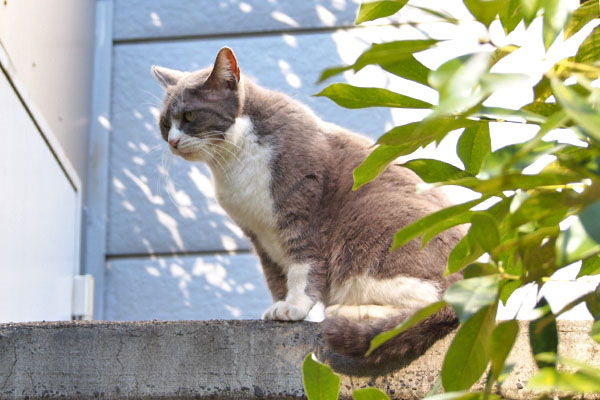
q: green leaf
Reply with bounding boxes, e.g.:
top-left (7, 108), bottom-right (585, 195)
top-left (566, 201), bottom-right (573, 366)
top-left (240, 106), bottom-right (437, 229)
top-left (391, 198), bottom-right (486, 251)
top-left (302, 353), bottom-right (340, 400)
top-left (575, 25), bottom-right (600, 65)
top-left (580, 201), bottom-right (600, 243)
top-left (508, 191), bottom-right (569, 229)
top-left (533, 76), bottom-right (552, 102)
top-left (355, 40), bottom-right (440, 72)
top-left (401, 159), bottom-right (472, 183)
top-left (429, 53), bottom-right (491, 102)
top-left (522, 101), bottom-right (562, 117)
top-left (421, 211), bottom-right (476, 247)
top-left (442, 303), bottom-right (498, 392)
top-left (463, 262), bottom-right (498, 279)
top-left (490, 320), bottom-right (519, 382)
top-left (529, 300), bottom-right (558, 369)
top-left (352, 387), bottom-right (390, 400)
top-left (447, 173), bottom-right (579, 195)
top-left (379, 55), bottom-right (431, 87)
top-left (355, 0), bottom-right (408, 24)
top-left (319, 40), bottom-right (440, 82)
top-left (444, 275), bottom-right (500, 322)
top-left (464, 0), bottom-right (503, 28)
top-left (565, 0), bottom-right (600, 39)
top-left (578, 255), bottom-right (600, 277)
top-left (366, 301), bottom-right (447, 356)
top-left (458, 122), bottom-right (491, 175)
top-left (470, 213), bottom-right (500, 253)
top-left (426, 391), bottom-right (499, 400)
top-left (500, 280), bottom-right (522, 304)
top-left (528, 367), bottom-right (600, 393)
top-left (586, 289), bottom-right (600, 319)
top-left (536, 352), bottom-right (600, 377)
top-left (542, 0), bottom-right (570, 51)
top-left (318, 65), bottom-right (353, 83)
top-left (315, 83), bottom-right (432, 109)
top-left (520, 0), bottom-right (541, 26)
top-left (556, 207), bottom-right (600, 265)
top-left (378, 117), bottom-right (482, 146)
top-left (446, 232), bottom-right (485, 275)
top-left (499, 0), bottom-right (523, 34)
top-left (474, 106), bottom-right (547, 124)
top-left (551, 78), bottom-right (600, 142)
top-left (407, 5), bottom-right (460, 24)
top-left (490, 45), bottom-right (520, 67)
top-left (353, 144), bottom-right (416, 190)
top-left (591, 320), bottom-right (600, 343)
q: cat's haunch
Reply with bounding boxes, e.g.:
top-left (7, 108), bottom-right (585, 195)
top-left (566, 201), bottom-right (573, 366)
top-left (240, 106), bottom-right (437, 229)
top-left (152, 47), bottom-right (464, 365)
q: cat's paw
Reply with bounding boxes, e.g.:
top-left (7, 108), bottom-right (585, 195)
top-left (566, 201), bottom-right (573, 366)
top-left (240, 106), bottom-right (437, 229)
top-left (262, 301), bottom-right (309, 321)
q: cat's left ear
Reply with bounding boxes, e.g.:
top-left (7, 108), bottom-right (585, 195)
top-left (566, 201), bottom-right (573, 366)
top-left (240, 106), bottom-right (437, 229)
top-left (205, 47), bottom-right (240, 90)
top-left (152, 65), bottom-right (183, 88)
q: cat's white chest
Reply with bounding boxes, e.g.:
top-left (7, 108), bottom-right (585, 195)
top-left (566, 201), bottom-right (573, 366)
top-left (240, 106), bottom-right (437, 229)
top-left (211, 116), bottom-right (290, 268)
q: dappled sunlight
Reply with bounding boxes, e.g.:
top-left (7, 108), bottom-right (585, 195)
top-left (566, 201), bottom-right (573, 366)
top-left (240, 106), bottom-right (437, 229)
top-left (281, 34), bottom-right (297, 48)
top-left (122, 168), bottom-right (164, 205)
top-left (270, 11), bottom-right (300, 28)
top-left (155, 209), bottom-right (185, 250)
top-left (278, 59), bottom-right (302, 89)
top-left (315, 5), bottom-right (337, 27)
top-left (149, 12), bottom-right (162, 28)
top-left (192, 259), bottom-right (232, 293)
top-left (238, 2), bottom-right (252, 13)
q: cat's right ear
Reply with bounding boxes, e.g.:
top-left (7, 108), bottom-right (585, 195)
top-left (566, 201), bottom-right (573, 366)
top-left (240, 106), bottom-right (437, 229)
top-left (152, 65), bottom-right (182, 88)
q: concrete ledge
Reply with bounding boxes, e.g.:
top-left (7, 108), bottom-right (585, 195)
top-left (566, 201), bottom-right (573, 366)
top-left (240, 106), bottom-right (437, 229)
top-left (0, 320), bottom-right (599, 399)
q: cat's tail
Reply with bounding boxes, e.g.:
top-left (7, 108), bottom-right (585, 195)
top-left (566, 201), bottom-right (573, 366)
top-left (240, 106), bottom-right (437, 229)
top-left (321, 305), bottom-right (458, 364)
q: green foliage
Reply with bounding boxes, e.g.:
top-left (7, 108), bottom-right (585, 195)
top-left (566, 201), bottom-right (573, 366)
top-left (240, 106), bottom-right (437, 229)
top-left (303, 0), bottom-right (600, 398)
top-left (302, 353), bottom-right (340, 400)
top-left (302, 353), bottom-right (391, 400)
top-left (441, 304), bottom-right (498, 391)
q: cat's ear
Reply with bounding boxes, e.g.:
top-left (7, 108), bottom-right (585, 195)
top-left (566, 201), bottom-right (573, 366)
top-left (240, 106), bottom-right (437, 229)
top-left (152, 65), bottom-right (183, 88)
top-left (205, 47), bottom-right (240, 90)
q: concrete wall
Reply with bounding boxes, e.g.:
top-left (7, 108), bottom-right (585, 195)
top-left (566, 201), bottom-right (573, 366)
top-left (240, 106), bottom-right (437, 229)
top-left (0, 320), bottom-right (598, 399)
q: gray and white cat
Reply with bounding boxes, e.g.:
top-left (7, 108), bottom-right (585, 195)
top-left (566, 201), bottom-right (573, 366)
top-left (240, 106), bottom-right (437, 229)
top-left (152, 47), bottom-right (464, 364)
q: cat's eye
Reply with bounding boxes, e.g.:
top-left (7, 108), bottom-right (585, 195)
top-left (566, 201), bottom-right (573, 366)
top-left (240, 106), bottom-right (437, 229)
top-left (162, 118), bottom-right (171, 129)
top-left (184, 111), bottom-right (197, 122)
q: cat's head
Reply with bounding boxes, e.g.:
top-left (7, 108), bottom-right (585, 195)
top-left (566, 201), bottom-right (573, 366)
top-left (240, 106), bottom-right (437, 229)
top-left (152, 47), bottom-right (244, 162)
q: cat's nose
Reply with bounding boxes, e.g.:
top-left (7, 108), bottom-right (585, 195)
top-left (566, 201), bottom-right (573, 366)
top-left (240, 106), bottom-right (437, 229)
top-left (168, 137), bottom-right (180, 149)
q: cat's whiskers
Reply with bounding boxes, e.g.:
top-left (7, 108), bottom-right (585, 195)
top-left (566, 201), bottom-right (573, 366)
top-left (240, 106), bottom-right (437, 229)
top-left (141, 89), bottom-right (164, 105)
top-left (210, 141), bottom-right (242, 165)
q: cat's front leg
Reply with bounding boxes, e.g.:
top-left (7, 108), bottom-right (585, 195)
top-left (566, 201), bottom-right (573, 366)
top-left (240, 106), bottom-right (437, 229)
top-left (262, 263), bottom-right (316, 321)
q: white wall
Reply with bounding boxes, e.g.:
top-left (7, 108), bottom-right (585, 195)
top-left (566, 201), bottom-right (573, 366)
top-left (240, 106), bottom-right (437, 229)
top-left (0, 1), bottom-right (95, 322)
top-left (0, 0), bottom-right (96, 183)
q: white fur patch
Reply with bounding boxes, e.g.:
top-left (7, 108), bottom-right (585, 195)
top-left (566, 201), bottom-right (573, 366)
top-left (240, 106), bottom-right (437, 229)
top-left (325, 304), bottom-right (402, 320)
top-left (168, 126), bottom-right (184, 144)
top-left (329, 274), bottom-right (440, 311)
top-left (262, 263), bottom-right (314, 321)
top-left (210, 116), bottom-right (291, 268)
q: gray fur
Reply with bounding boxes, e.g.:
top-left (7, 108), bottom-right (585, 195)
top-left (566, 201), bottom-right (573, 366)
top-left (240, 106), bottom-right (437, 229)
top-left (153, 47), bottom-right (464, 364)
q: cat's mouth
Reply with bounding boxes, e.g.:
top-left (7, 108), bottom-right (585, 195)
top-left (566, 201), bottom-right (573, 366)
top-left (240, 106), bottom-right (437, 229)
top-left (169, 146), bottom-right (193, 158)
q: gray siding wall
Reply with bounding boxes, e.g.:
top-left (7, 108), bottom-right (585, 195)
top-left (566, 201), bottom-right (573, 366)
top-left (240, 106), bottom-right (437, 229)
top-left (101, 0), bottom-right (407, 320)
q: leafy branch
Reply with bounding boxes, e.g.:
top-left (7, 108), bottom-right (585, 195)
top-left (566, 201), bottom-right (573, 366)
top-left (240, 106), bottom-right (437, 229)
top-left (304, 0), bottom-right (600, 398)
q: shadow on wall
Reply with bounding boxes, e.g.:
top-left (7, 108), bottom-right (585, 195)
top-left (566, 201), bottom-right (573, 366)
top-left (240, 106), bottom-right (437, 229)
top-left (104, 0), bottom-right (440, 320)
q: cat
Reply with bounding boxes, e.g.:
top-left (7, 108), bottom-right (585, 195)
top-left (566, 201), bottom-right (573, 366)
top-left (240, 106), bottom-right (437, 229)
top-left (152, 47), bottom-right (464, 364)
